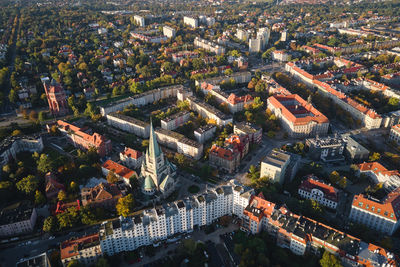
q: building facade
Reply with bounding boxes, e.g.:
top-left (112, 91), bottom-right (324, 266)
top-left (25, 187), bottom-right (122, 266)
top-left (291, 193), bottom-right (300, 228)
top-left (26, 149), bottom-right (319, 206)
top-left (389, 124), bottom-right (400, 144)
top-left (194, 124), bottom-right (216, 144)
top-left (349, 188), bottom-right (400, 235)
top-left (99, 181), bottom-right (254, 254)
top-left (0, 202), bottom-right (37, 237)
top-left (107, 112), bottom-right (150, 138)
top-left (102, 160), bottom-right (137, 185)
top-left (81, 183), bottom-right (124, 209)
top-left (194, 37), bottom-right (225, 55)
top-left (56, 120), bottom-right (112, 158)
top-left (260, 150), bottom-right (291, 185)
top-left (60, 234), bottom-right (102, 267)
top-left (161, 111), bottom-right (191, 131)
top-left (155, 127), bottom-right (203, 160)
top-left (267, 94), bottom-right (329, 138)
top-left (305, 135), bottom-right (346, 162)
top-left (298, 176), bottom-right (339, 209)
top-left (41, 77), bottom-right (69, 116)
top-left (234, 122), bottom-right (262, 144)
top-left (120, 147), bottom-right (143, 169)
top-left (187, 96), bottom-right (233, 126)
top-left (0, 135), bottom-right (44, 168)
top-left (133, 15), bottom-right (145, 27)
top-left (163, 26), bottom-right (176, 38)
top-left (183, 16), bottom-right (198, 28)
top-left (358, 162), bottom-right (400, 192)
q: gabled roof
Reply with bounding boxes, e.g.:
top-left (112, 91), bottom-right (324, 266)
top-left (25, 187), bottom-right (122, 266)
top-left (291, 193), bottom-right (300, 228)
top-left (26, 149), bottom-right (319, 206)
top-left (299, 176), bottom-right (339, 202)
top-left (102, 160), bottom-right (137, 180)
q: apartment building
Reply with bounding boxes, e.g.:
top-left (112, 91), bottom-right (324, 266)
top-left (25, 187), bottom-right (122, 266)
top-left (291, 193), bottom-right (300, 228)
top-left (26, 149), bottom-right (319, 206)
top-left (236, 29), bottom-right (249, 41)
top-left (60, 234), bottom-right (102, 267)
top-left (183, 16), bottom-right (198, 28)
top-left (249, 38), bottom-right (263, 53)
top-left (234, 122), bottom-right (262, 144)
top-left (99, 181), bottom-right (254, 255)
top-left (102, 160), bottom-right (137, 185)
top-left (187, 96), bottom-right (233, 126)
top-left (389, 124), bottom-right (400, 144)
top-left (272, 50), bottom-right (290, 62)
top-left (305, 135), bottom-right (346, 162)
top-left (107, 112), bottom-right (150, 138)
top-left (0, 202), bottom-right (37, 237)
top-left (99, 85), bottom-right (191, 116)
top-left (358, 162), bottom-right (400, 192)
top-left (194, 124), bottom-right (216, 144)
top-left (285, 62), bottom-right (382, 129)
top-left (260, 150), bottom-right (291, 185)
top-left (56, 120), bottom-right (112, 157)
top-left (130, 32), bottom-right (168, 43)
top-left (267, 94), bottom-right (329, 138)
top-left (200, 82), bottom-right (253, 113)
top-left (163, 26), bottom-right (176, 38)
top-left (194, 37), bottom-right (225, 55)
top-left (0, 134), bottom-right (43, 168)
top-left (155, 127), bottom-right (203, 160)
top-left (16, 252), bottom-right (51, 267)
top-left (120, 147), bottom-right (143, 169)
top-left (133, 15), bottom-right (145, 27)
top-left (357, 78), bottom-right (400, 100)
top-left (349, 188), bottom-right (400, 235)
top-left (171, 51), bottom-right (198, 63)
top-left (195, 71), bottom-right (252, 87)
top-left (161, 111), bottom-right (191, 131)
top-left (241, 194), bottom-right (397, 267)
top-left (95, 180), bottom-right (398, 266)
top-left (298, 176), bottom-right (339, 209)
top-left (209, 134), bottom-right (249, 173)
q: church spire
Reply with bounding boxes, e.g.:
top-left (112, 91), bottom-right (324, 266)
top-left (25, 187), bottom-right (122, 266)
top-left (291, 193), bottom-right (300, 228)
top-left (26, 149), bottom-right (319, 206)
top-left (148, 120), bottom-right (161, 159)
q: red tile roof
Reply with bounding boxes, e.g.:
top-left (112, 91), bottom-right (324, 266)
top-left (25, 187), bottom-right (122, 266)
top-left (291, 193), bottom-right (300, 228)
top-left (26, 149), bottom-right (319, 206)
top-left (358, 162), bottom-right (400, 178)
top-left (268, 94), bottom-right (329, 125)
top-left (299, 176), bottom-right (339, 202)
top-left (352, 187), bottom-right (400, 221)
top-left (102, 160), bottom-right (137, 180)
top-left (60, 233), bottom-right (100, 260)
top-left (392, 124), bottom-right (400, 134)
top-left (121, 147), bottom-right (142, 159)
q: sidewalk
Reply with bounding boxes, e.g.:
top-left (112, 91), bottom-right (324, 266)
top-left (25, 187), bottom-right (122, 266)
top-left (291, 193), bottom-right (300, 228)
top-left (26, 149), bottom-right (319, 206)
top-left (133, 223), bottom-right (239, 267)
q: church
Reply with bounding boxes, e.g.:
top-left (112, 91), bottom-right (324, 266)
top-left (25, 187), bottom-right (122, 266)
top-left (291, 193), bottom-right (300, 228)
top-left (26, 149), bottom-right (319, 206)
top-left (140, 122), bottom-right (177, 199)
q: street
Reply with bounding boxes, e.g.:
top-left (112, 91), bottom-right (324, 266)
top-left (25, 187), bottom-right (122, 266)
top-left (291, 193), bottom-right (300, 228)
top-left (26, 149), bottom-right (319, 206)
top-left (0, 226), bottom-right (99, 267)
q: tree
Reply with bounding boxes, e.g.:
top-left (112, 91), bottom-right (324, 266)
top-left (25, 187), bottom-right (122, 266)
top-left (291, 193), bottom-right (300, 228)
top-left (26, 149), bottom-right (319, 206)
top-left (16, 175), bottom-right (39, 195)
top-left (95, 258), bottom-right (110, 267)
top-left (58, 190), bottom-right (67, 202)
top-left (29, 111), bottom-right (38, 121)
top-left (43, 216), bottom-right (58, 233)
top-left (66, 260), bottom-right (84, 267)
top-left (38, 111), bottom-right (46, 122)
top-left (35, 190), bottom-right (46, 205)
top-left (329, 171), bottom-right (340, 184)
top-left (116, 194), bottom-right (135, 217)
top-left (106, 171), bottom-right (119, 184)
top-left (37, 153), bottom-right (54, 173)
top-left (11, 129), bottom-right (22, 136)
top-left (319, 251), bottom-right (343, 267)
top-left (369, 152), bottom-right (381, 162)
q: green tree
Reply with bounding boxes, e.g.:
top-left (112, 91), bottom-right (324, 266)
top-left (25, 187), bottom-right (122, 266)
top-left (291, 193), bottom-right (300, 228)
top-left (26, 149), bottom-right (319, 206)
top-left (66, 260), bottom-right (84, 267)
top-left (58, 190), bottom-right (67, 202)
top-left (38, 111), bottom-right (46, 122)
top-left (43, 216), bottom-right (58, 233)
top-left (16, 175), bottom-right (39, 195)
top-left (319, 251), bottom-right (343, 267)
top-left (35, 190), bottom-right (46, 205)
top-left (369, 152), bottom-right (381, 162)
top-left (116, 194), bottom-right (135, 217)
top-left (37, 154), bottom-right (54, 173)
top-left (95, 258), bottom-right (110, 267)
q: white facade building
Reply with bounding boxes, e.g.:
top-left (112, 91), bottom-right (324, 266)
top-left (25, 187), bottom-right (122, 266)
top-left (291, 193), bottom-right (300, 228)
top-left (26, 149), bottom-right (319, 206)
top-left (183, 16), bottom-right (198, 28)
top-left (194, 37), bottom-right (225, 55)
top-left (389, 124), bottom-right (400, 144)
top-left (99, 181), bottom-right (254, 254)
top-left (134, 15), bottom-right (145, 27)
top-left (106, 113), bottom-right (150, 139)
top-left (163, 26), bottom-right (176, 38)
top-left (298, 176), bottom-right (339, 209)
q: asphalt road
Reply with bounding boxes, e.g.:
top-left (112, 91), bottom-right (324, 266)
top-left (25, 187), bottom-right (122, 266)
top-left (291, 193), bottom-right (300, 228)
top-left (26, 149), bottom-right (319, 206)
top-left (0, 226), bottom-right (99, 267)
